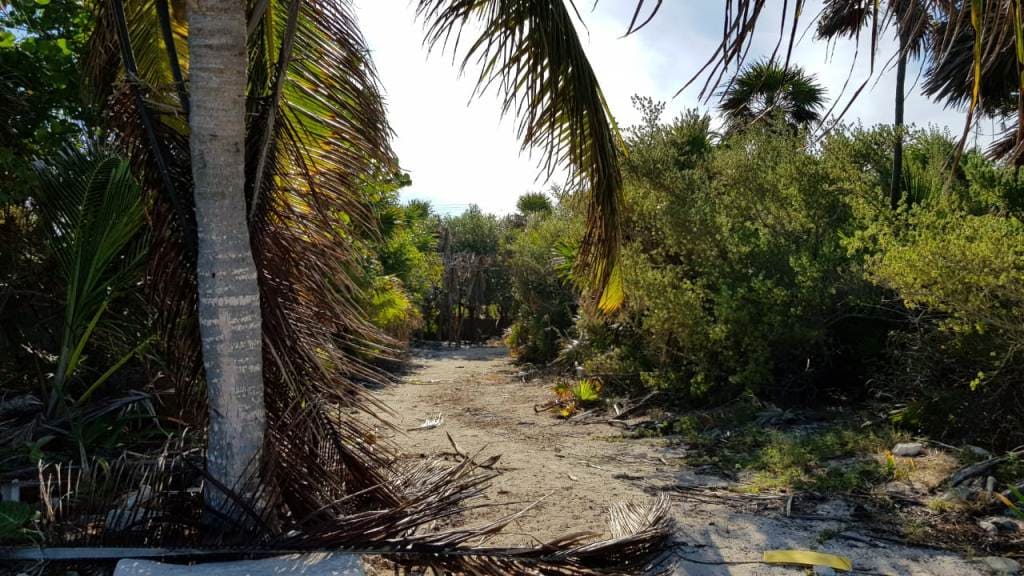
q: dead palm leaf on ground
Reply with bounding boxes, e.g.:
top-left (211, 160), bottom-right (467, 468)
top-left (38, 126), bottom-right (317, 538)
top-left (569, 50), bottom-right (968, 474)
top-left (15, 414), bottom-right (673, 575)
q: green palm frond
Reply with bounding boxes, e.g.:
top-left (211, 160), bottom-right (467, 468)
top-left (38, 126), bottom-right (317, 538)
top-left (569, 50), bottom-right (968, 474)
top-left (416, 0), bottom-right (624, 311)
top-left (817, 0), bottom-right (875, 40)
top-left (34, 145), bottom-right (148, 414)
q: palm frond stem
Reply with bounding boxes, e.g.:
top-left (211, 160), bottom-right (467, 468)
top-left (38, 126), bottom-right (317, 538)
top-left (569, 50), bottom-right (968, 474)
top-left (108, 0), bottom-right (194, 258)
top-left (248, 0), bottom-right (300, 222)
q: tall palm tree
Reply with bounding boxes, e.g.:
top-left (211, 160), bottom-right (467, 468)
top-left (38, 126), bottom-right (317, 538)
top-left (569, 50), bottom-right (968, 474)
top-left (187, 0), bottom-right (264, 515)
top-left (87, 0), bottom-right (624, 520)
top-left (717, 60), bottom-right (826, 131)
top-left (816, 0), bottom-right (932, 209)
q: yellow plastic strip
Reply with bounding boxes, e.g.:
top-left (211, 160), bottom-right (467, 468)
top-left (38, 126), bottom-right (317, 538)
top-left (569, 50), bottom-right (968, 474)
top-left (763, 550), bottom-right (853, 572)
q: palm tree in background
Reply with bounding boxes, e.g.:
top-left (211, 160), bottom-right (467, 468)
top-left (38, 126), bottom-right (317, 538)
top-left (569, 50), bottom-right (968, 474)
top-left (816, 0), bottom-right (932, 209)
top-left (718, 60), bottom-right (826, 131)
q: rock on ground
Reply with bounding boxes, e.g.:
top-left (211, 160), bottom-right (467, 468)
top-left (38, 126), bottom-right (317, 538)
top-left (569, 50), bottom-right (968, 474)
top-left (892, 442), bottom-right (926, 457)
top-left (974, 556), bottom-right (1022, 575)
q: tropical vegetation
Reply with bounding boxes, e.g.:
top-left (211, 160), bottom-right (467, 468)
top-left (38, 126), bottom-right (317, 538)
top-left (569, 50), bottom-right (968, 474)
top-left (4, 0), bottom-right (1024, 569)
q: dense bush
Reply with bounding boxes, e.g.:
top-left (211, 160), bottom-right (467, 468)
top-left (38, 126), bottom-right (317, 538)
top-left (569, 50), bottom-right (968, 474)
top-left (500, 98), bottom-right (1024, 447)
top-left (856, 161), bottom-right (1024, 446)
top-left (356, 174), bottom-right (441, 343)
top-left (576, 103), bottom-right (883, 404)
top-left (504, 194), bottom-right (579, 363)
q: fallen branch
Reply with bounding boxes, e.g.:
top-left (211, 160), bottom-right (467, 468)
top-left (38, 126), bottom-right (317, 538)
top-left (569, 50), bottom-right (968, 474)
top-left (835, 532), bottom-right (886, 548)
top-left (612, 391), bottom-right (659, 420)
top-left (946, 446), bottom-right (1024, 487)
top-left (567, 391), bottom-right (659, 426)
top-left (445, 431), bottom-right (501, 470)
top-left (446, 431), bottom-right (464, 458)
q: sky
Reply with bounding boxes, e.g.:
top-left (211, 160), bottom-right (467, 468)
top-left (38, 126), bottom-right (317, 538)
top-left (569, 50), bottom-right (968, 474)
top-left (355, 1), bottom-right (999, 216)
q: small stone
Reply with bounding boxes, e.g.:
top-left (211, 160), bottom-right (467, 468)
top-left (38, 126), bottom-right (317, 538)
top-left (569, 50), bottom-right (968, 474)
top-left (987, 476), bottom-right (997, 493)
top-left (105, 485), bottom-right (154, 530)
top-left (941, 483), bottom-right (980, 503)
top-left (892, 442), bottom-right (925, 457)
top-left (975, 556), bottom-right (1021, 575)
top-left (979, 516), bottom-right (1022, 535)
top-left (884, 481), bottom-right (916, 499)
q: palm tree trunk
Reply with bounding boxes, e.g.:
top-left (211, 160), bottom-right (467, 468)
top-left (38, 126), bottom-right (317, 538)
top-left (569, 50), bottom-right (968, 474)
top-left (890, 26), bottom-right (908, 210)
top-left (188, 0), bottom-right (265, 515)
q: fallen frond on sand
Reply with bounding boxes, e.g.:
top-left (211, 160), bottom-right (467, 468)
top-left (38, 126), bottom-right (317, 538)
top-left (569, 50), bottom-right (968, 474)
top-left (3, 407), bottom-right (672, 575)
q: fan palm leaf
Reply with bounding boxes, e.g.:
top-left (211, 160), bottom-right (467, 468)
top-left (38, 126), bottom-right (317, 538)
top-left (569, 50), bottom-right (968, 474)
top-left (718, 59), bottom-right (826, 131)
top-left (817, 0), bottom-right (931, 57)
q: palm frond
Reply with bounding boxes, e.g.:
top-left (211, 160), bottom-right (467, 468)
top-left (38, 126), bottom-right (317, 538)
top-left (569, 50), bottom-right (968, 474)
top-left (34, 145), bottom-right (149, 414)
top-left (816, 0), bottom-right (874, 40)
top-left (416, 0), bottom-right (624, 312)
top-left (816, 0), bottom-right (930, 56)
top-left (17, 415), bottom-right (672, 575)
top-left (718, 59), bottom-right (826, 130)
top-left (924, 1), bottom-right (1018, 115)
top-left (244, 0), bottom-right (408, 497)
top-left (619, 0), bottom-right (665, 36)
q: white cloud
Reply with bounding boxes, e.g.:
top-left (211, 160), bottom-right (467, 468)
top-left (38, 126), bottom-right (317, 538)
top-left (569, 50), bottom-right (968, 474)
top-left (355, 0), bottom-right (986, 216)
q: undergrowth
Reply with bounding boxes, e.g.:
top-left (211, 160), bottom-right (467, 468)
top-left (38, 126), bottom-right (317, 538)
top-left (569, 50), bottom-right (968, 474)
top-left (634, 403), bottom-right (912, 495)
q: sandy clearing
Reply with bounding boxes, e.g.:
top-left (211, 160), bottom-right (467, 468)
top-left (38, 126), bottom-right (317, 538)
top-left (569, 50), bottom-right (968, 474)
top-left (376, 345), bottom-right (984, 575)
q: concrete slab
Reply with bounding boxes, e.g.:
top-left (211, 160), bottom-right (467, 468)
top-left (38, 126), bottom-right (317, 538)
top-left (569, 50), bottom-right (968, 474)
top-left (114, 553), bottom-right (364, 576)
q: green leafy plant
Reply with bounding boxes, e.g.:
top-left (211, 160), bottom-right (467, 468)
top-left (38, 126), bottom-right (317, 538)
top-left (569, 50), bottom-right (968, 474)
top-left (35, 145), bottom-right (149, 416)
top-left (0, 501), bottom-right (38, 543)
top-left (553, 378), bottom-right (602, 417)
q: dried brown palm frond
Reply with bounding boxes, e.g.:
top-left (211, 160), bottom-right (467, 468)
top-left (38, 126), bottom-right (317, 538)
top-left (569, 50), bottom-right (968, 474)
top-left (416, 0), bottom-right (624, 312)
top-left (19, 415), bottom-right (672, 575)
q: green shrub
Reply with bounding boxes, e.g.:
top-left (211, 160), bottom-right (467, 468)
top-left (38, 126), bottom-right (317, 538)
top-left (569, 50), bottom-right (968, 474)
top-left (865, 204), bottom-right (1024, 446)
top-left (505, 99), bottom-right (1024, 447)
top-left (504, 197), bottom-right (579, 363)
top-left (580, 106), bottom-right (881, 404)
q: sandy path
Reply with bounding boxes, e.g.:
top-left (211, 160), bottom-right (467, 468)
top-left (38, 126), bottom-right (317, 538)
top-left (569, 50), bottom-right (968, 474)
top-left (378, 345), bottom-right (982, 575)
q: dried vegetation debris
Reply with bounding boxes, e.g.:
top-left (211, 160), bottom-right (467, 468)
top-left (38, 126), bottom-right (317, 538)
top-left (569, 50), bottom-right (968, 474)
top-left (1, 403), bottom-right (674, 575)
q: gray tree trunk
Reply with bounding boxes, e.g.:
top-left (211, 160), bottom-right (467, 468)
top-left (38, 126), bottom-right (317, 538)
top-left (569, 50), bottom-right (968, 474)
top-left (891, 25), bottom-right (908, 210)
top-left (187, 0), bottom-right (265, 515)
